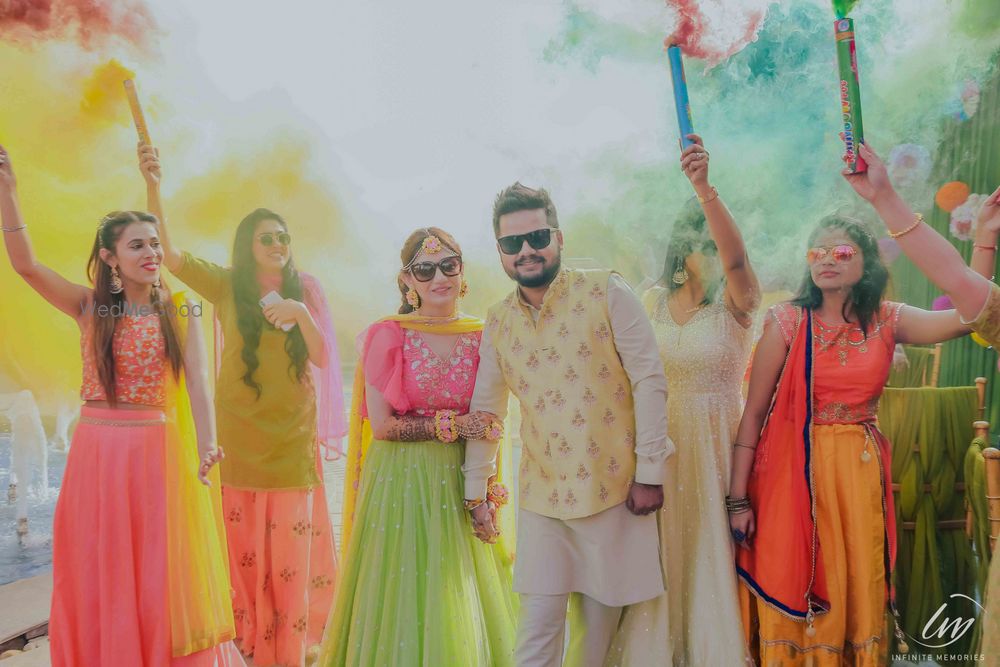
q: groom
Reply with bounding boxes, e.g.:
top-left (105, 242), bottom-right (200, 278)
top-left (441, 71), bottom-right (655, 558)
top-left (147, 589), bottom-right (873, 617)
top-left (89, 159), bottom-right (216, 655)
top-left (464, 183), bottom-right (673, 667)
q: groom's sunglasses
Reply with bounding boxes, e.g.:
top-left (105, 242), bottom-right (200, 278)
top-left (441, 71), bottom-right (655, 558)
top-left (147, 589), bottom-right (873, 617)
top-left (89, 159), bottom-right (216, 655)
top-left (497, 228), bottom-right (554, 255)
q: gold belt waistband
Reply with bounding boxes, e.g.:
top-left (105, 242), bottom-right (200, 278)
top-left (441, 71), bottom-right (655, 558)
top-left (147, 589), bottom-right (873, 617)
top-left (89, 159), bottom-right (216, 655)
top-left (79, 415), bottom-right (166, 427)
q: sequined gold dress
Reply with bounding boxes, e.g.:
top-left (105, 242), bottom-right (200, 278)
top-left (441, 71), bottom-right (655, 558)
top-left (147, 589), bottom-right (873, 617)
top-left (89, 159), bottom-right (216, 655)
top-left (606, 287), bottom-right (752, 666)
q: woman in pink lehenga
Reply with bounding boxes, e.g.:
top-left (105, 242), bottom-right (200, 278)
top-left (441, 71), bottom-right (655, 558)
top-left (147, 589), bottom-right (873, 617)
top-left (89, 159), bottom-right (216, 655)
top-left (0, 145), bottom-right (243, 666)
top-left (138, 144), bottom-right (347, 666)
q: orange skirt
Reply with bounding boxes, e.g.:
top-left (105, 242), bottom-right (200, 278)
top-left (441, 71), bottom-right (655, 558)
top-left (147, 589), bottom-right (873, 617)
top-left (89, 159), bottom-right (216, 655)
top-left (222, 476), bottom-right (337, 666)
top-left (50, 406), bottom-right (243, 666)
top-left (740, 424), bottom-right (888, 666)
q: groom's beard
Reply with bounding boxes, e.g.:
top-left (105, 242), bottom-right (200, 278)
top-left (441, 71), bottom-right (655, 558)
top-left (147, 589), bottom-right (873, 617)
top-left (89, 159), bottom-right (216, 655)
top-left (509, 252), bottom-right (561, 289)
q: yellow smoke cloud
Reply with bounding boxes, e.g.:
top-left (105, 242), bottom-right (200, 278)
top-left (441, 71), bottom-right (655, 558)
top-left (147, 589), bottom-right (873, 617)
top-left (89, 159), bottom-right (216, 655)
top-left (0, 42), bottom-right (361, 415)
top-left (80, 58), bottom-right (136, 126)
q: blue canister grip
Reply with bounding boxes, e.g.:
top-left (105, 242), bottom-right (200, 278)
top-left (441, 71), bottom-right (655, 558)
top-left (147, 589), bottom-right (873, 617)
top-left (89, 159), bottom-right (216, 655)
top-left (667, 45), bottom-right (695, 149)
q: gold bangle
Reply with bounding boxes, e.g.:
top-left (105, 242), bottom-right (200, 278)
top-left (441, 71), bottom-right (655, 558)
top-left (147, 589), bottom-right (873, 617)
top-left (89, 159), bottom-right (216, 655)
top-left (974, 244), bottom-right (997, 252)
top-left (888, 213), bottom-right (923, 240)
top-left (697, 187), bottom-right (719, 205)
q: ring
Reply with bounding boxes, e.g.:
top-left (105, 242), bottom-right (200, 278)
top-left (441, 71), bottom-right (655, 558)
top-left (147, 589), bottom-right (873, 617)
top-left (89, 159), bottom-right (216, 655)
top-left (731, 528), bottom-right (746, 542)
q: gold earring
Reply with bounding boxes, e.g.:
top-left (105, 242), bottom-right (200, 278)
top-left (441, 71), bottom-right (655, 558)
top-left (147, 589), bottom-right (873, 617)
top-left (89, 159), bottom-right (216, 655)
top-left (672, 268), bottom-right (689, 285)
top-left (459, 280), bottom-right (468, 298)
top-left (406, 288), bottom-right (421, 309)
top-left (109, 266), bottom-right (124, 294)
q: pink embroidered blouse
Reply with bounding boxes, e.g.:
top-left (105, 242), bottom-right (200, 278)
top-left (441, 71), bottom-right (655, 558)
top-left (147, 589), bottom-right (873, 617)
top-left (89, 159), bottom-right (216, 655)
top-left (361, 321), bottom-right (481, 418)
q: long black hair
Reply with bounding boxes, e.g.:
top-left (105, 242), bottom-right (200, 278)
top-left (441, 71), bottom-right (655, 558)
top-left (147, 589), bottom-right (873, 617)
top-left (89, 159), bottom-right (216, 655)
top-left (231, 208), bottom-right (309, 399)
top-left (659, 197), bottom-right (720, 305)
top-left (791, 214), bottom-right (888, 336)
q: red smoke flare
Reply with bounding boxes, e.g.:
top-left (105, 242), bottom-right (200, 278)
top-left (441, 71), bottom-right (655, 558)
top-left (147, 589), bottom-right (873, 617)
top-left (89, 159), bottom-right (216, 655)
top-left (0, 0), bottom-right (156, 49)
top-left (666, 0), bottom-right (766, 66)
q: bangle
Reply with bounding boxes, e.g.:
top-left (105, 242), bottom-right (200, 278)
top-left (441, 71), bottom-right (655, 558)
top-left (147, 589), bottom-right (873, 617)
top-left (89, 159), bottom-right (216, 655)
top-left (457, 413), bottom-right (505, 442)
top-left (974, 244), bottom-right (997, 252)
top-left (725, 495), bottom-right (751, 514)
top-left (733, 442), bottom-right (757, 450)
top-left (888, 213), bottom-right (923, 240)
top-left (487, 481), bottom-right (510, 508)
top-left (1, 225), bottom-right (26, 232)
top-left (464, 497), bottom-right (486, 511)
top-left (697, 187), bottom-right (719, 205)
top-left (434, 410), bottom-right (459, 443)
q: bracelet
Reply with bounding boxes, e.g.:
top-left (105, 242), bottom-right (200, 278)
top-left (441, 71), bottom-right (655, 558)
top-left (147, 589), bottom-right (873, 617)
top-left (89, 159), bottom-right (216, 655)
top-left (888, 213), bottom-right (923, 240)
top-left (464, 497), bottom-right (486, 511)
top-left (457, 413), bottom-right (505, 442)
top-left (733, 442), bottom-right (757, 451)
top-left (1, 225), bottom-right (26, 232)
top-left (434, 410), bottom-right (459, 443)
top-left (725, 495), bottom-right (751, 514)
top-left (487, 481), bottom-right (510, 508)
top-left (974, 244), bottom-right (997, 252)
top-left (697, 187), bottom-right (719, 205)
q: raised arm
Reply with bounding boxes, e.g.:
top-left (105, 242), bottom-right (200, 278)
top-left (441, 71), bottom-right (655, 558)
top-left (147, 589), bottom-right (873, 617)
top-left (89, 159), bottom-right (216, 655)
top-left (180, 299), bottom-right (224, 485)
top-left (971, 187), bottom-right (1000, 280)
top-left (139, 143), bottom-right (183, 273)
top-left (0, 145), bottom-right (91, 318)
top-left (680, 133), bottom-right (760, 319)
top-left (895, 304), bottom-right (969, 345)
top-left (844, 143), bottom-right (993, 323)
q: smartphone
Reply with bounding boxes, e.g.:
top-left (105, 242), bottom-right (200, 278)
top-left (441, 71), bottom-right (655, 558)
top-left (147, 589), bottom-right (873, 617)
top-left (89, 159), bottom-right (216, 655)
top-left (259, 290), bottom-right (295, 332)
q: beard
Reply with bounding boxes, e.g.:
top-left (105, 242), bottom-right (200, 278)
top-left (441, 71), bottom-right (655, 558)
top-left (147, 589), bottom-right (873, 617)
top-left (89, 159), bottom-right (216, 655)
top-left (510, 252), bottom-right (562, 288)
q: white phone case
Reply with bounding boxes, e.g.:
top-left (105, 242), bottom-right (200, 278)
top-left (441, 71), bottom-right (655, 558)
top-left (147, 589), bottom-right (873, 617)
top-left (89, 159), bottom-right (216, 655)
top-left (259, 290), bottom-right (295, 332)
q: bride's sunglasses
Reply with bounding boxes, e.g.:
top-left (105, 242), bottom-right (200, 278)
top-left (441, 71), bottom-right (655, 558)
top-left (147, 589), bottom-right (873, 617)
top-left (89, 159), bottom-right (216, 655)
top-left (410, 255), bottom-right (463, 282)
top-left (258, 232), bottom-right (291, 247)
top-left (806, 244), bottom-right (856, 264)
top-left (497, 228), bottom-right (554, 255)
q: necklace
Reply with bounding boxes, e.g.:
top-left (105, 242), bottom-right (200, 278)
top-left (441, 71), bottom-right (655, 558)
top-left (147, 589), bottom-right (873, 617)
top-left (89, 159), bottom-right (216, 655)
top-left (684, 303), bottom-right (704, 314)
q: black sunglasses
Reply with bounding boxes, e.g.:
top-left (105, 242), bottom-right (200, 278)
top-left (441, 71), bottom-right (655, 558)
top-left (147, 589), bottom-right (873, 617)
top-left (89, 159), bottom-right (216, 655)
top-left (497, 228), bottom-right (553, 255)
top-left (258, 232), bottom-right (291, 246)
top-left (410, 256), bottom-right (463, 282)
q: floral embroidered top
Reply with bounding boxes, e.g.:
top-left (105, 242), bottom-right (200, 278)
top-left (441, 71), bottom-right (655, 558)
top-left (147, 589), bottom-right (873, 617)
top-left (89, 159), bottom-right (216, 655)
top-left (80, 314), bottom-right (168, 407)
top-left (769, 301), bottom-right (902, 424)
top-left (361, 321), bottom-right (482, 417)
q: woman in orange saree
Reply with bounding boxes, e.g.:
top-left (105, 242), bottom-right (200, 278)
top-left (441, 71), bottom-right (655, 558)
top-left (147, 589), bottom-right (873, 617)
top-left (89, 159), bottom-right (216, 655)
top-left (728, 214), bottom-right (968, 666)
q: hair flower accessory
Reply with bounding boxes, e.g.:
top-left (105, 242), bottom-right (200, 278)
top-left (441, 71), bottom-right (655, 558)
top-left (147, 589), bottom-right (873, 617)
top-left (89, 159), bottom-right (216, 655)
top-left (421, 235), bottom-right (443, 254)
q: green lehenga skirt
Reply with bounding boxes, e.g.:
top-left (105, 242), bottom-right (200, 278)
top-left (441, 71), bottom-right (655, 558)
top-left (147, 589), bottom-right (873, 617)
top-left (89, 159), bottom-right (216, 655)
top-left (319, 439), bottom-right (517, 666)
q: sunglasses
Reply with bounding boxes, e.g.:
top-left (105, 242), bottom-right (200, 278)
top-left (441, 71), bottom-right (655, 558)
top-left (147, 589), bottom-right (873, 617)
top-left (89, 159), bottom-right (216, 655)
top-left (497, 228), bottom-right (554, 255)
top-left (257, 232), bottom-right (291, 247)
top-left (806, 244), bottom-right (857, 264)
top-left (410, 255), bottom-right (463, 282)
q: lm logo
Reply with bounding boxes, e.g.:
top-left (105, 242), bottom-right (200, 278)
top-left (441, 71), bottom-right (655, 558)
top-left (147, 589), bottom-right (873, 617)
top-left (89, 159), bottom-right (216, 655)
top-left (908, 593), bottom-right (984, 649)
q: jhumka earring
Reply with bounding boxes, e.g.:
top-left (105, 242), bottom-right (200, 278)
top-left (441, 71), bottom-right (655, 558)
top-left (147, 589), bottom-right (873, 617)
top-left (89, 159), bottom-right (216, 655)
top-left (109, 266), bottom-right (124, 294)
